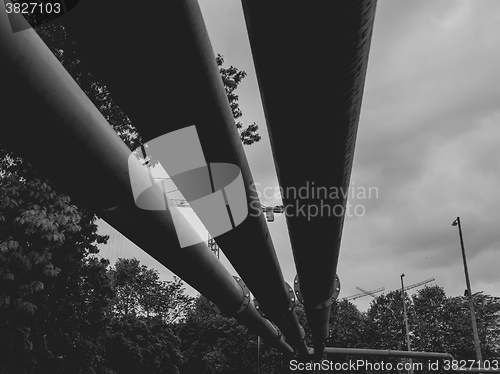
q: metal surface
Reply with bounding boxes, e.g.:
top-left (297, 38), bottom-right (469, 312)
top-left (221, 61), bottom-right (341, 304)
top-left (0, 8), bottom-right (293, 356)
top-left (209, 276), bottom-right (251, 316)
top-left (55, 0), bottom-right (308, 356)
top-left (345, 287), bottom-right (385, 301)
top-left (324, 348), bottom-right (454, 360)
top-left (400, 278), bottom-right (435, 292)
top-left (294, 274), bottom-right (341, 307)
top-left (356, 287), bottom-right (385, 298)
top-left (254, 282), bottom-right (297, 317)
top-left (242, 0), bottom-right (378, 356)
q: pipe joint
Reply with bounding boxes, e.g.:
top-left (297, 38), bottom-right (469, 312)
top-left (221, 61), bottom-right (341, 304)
top-left (294, 274), bottom-right (341, 309)
top-left (210, 276), bottom-right (251, 316)
top-left (276, 329), bottom-right (283, 344)
top-left (255, 320), bottom-right (287, 350)
top-left (286, 281), bottom-right (297, 312)
top-left (253, 298), bottom-right (265, 318)
top-left (254, 281), bottom-right (297, 319)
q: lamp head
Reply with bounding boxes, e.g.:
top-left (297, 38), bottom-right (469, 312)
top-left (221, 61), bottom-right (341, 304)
top-left (452, 218), bottom-right (459, 227)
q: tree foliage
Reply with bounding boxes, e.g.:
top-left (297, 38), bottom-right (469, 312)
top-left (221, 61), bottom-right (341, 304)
top-left (0, 169), bottom-right (112, 373)
top-left (177, 296), bottom-right (282, 374)
top-left (104, 315), bottom-right (182, 374)
top-left (175, 287), bottom-right (500, 374)
top-left (216, 54), bottom-right (261, 145)
top-left (110, 258), bottom-right (192, 324)
top-left (366, 289), bottom-right (414, 351)
top-left (363, 286), bottom-right (500, 373)
top-left (328, 299), bottom-right (370, 349)
top-left (0, 176), bottom-right (193, 373)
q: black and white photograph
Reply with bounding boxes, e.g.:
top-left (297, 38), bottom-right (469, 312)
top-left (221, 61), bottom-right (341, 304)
top-left (1, 1), bottom-right (499, 373)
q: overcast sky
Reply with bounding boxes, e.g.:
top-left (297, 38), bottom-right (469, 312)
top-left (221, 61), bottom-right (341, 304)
top-left (100, 0), bottom-right (500, 312)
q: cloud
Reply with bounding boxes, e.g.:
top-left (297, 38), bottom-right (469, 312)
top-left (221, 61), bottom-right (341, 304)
top-left (340, 0), bottom-right (500, 307)
top-left (100, 0), bottom-right (500, 311)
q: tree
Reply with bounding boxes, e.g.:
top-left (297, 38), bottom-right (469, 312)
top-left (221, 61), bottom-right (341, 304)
top-left (177, 296), bottom-right (283, 374)
top-left (104, 315), bottom-right (183, 374)
top-left (411, 286), bottom-right (449, 353)
top-left (366, 290), bottom-right (414, 351)
top-left (471, 294), bottom-right (500, 359)
top-left (101, 258), bottom-right (193, 373)
top-left (109, 258), bottom-right (193, 324)
top-left (327, 299), bottom-right (370, 349)
top-left (411, 286), bottom-right (500, 361)
top-left (363, 286), bottom-right (500, 374)
top-left (0, 169), bottom-right (113, 373)
top-left (216, 54), bottom-right (261, 146)
top-left (440, 293), bottom-right (500, 361)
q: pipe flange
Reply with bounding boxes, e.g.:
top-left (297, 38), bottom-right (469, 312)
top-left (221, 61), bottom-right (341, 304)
top-left (210, 275), bottom-right (251, 316)
top-left (253, 298), bottom-right (267, 318)
top-left (276, 329), bottom-right (283, 344)
top-left (294, 274), bottom-right (341, 309)
top-left (270, 322), bottom-right (284, 345)
top-left (293, 275), bottom-right (304, 304)
top-left (254, 281), bottom-right (296, 319)
top-left (285, 282), bottom-right (297, 312)
top-left (234, 276), bottom-right (251, 314)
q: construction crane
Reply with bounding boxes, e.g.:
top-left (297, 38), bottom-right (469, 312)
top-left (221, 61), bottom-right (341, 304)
top-left (397, 277), bottom-right (435, 293)
top-left (156, 171), bottom-right (276, 227)
top-left (344, 287), bottom-right (385, 301)
top-left (356, 286), bottom-right (385, 298)
top-left (155, 179), bottom-right (223, 258)
top-left (344, 277), bottom-right (434, 302)
top-left (119, 162), bottom-right (221, 258)
top-left (167, 198), bottom-right (221, 258)
top-left (262, 204), bottom-right (284, 222)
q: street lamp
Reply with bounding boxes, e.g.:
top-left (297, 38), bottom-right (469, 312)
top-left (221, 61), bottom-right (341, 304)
top-left (452, 217), bottom-right (483, 366)
top-left (257, 335), bottom-right (261, 374)
top-left (400, 273), bottom-right (414, 374)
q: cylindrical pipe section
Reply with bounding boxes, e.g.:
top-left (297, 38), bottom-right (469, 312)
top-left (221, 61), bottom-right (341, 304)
top-left (241, 0), bottom-right (377, 355)
top-left (305, 307), bottom-right (330, 358)
top-left (325, 347), bottom-right (454, 360)
top-left (0, 8), bottom-right (292, 356)
top-left (237, 303), bottom-right (294, 356)
top-left (57, 0), bottom-right (308, 356)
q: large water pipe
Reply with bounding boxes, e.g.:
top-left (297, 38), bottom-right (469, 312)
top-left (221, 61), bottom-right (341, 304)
top-left (241, 0), bottom-right (378, 356)
top-left (0, 7), bottom-right (293, 356)
top-left (56, 0), bottom-right (308, 355)
top-left (325, 347), bottom-right (454, 360)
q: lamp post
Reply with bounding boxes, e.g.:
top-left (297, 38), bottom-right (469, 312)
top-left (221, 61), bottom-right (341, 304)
top-left (257, 335), bottom-right (261, 374)
top-left (452, 217), bottom-right (483, 366)
top-left (400, 273), bottom-right (414, 374)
